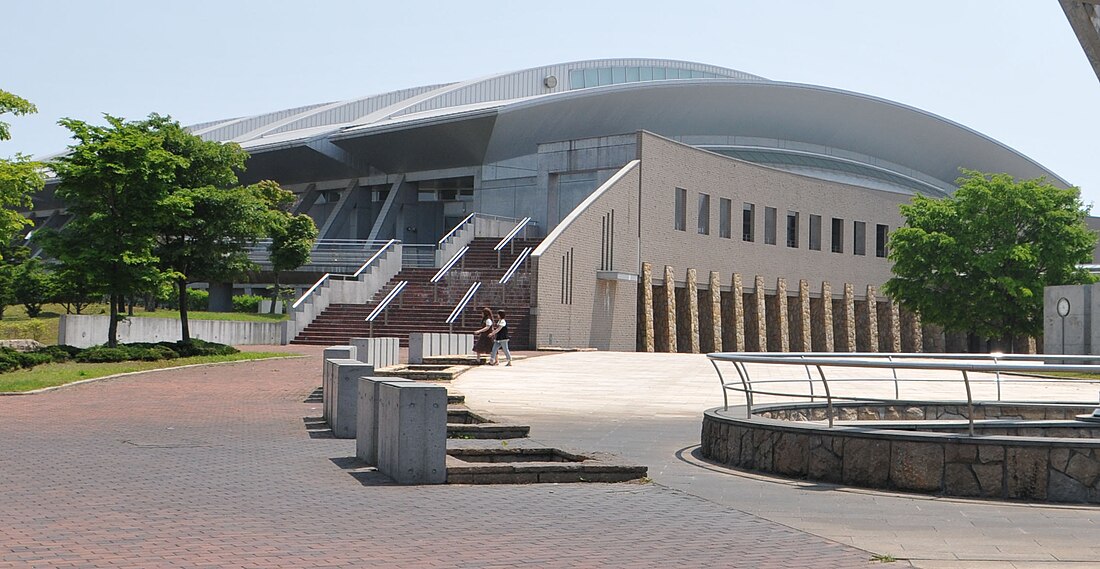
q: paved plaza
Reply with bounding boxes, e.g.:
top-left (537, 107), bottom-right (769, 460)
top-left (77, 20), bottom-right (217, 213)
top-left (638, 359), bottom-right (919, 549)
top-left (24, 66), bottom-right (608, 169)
top-left (0, 346), bottom-right (871, 569)
top-left (3, 347), bottom-right (1100, 568)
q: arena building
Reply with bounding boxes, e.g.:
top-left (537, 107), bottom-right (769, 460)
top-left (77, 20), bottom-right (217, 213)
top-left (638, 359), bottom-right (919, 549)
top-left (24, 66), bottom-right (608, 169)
top-left (31, 59), bottom-right (1076, 352)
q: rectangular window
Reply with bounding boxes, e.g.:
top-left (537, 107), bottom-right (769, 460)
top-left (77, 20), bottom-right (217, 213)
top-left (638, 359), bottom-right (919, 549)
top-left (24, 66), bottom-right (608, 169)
top-left (568, 69), bottom-right (585, 90)
top-left (853, 221), bottom-right (867, 256)
top-left (831, 218), bottom-right (844, 253)
top-left (674, 188), bottom-right (687, 231)
top-left (764, 207), bottom-right (777, 245)
top-left (597, 67), bottom-right (612, 86)
top-left (809, 214), bottom-right (822, 251)
top-left (742, 203), bottom-right (755, 242)
top-left (697, 193), bottom-right (710, 235)
top-left (786, 211), bottom-right (799, 248)
top-left (876, 224), bottom-right (889, 258)
top-left (719, 198), bottom-right (732, 239)
top-left (584, 68), bottom-right (598, 87)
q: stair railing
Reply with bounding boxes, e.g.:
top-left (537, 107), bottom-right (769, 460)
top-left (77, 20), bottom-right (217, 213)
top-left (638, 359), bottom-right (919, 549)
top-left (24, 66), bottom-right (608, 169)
top-left (429, 245), bottom-right (469, 302)
top-left (365, 280), bottom-right (408, 337)
top-left (445, 281), bottom-right (481, 333)
top-left (494, 216), bottom-right (532, 267)
top-left (497, 246), bottom-right (532, 304)
top-left (436, 212), bottom-right (476, 268)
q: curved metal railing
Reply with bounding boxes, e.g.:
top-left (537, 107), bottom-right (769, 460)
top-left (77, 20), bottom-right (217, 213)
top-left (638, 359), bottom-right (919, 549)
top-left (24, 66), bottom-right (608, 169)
top-left (707, 352), bottom-right (1100, 435)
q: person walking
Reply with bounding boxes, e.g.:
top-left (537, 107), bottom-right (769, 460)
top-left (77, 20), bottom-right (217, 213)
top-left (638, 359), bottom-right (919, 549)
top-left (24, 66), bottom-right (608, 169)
top-left (473, 307), bottom-right (494, 364)
top-left (489, 309), bottom-right (512, 366)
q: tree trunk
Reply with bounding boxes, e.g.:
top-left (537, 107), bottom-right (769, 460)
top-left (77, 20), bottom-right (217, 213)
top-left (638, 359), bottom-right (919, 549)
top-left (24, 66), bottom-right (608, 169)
top-left (127, 296), bottom-right (134, 316)
top-left (270, 272), bottom-right (280, 314)
top-left (107, 293), bottom-right (118, 348)
top-left (178, 278), bottom-right (190, 344)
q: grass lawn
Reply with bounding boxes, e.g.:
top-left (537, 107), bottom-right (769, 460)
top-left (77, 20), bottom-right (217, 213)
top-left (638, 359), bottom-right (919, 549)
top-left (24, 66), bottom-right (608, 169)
top-left (0, 351), bottom-right (293, 393)
top-left (0, 303), bottom-right (288, 346)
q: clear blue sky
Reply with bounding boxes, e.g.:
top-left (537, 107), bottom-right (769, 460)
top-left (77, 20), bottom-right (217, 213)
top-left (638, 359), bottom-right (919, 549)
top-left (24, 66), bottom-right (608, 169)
top-left (3, 1), bottom-right (1098, 204)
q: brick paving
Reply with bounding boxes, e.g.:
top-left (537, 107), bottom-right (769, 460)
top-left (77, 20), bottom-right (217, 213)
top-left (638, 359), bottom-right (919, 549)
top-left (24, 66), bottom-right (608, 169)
top-left (0, 346), bottom-right (876, 568)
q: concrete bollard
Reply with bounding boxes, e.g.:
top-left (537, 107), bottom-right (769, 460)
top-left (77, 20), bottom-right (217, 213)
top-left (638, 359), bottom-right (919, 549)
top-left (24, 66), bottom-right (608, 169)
top-left (327, 359), bottom-right (374, 438)
top-left (322, 346), bottom-right (356, 423)
top-left (408, 333), bottom-right (475, 364)
top-left (377, 382), bottom-right (448, 485)
top-left (356, 377), bottom-right (419, 466)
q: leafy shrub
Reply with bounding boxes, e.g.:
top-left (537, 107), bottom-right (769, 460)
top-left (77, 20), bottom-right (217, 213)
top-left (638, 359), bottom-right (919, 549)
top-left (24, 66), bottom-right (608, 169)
top-left (232, 294), bottom-right (263, 313)
top-left (186, 289), bottom-right (209, 311)
top-left (154, 287), bottom-right (210, 311)
top-left (171, 339), bottom-right (239, 357)
top-left (0, 320), bottom-right (52, 343)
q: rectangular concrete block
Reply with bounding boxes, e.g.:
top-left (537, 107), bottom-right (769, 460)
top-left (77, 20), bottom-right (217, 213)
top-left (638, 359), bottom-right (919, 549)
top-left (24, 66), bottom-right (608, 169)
top-left (350, 337), bottom-right (400, 368)
top-left (327, 359), bottom-right (374, 438)
top-left (408, 332), bottom-right (474, 364)
top-left (356, 377), bottom-right (418, 466)
top-left (377, 382), bottom-right (448, 484)
top-left (322, 346), bottom-right (356, 422)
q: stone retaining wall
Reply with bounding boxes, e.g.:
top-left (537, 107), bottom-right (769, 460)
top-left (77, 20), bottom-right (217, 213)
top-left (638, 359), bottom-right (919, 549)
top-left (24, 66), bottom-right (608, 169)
top-left (702, 403), bottom-right (1100, 503)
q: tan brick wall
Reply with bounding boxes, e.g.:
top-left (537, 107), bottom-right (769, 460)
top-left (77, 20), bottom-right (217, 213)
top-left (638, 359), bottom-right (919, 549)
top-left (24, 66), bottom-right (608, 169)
top-left (637, 132), bottom-right (903, 297)
top-left (531, 161), bottom-right (640, 350)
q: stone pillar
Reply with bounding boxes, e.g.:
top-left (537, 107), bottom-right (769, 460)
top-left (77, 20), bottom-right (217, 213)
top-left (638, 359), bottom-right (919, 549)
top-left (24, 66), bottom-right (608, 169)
top-left (706, 271), bottom-right (722, 353)
top-left (1012, 336), bottom-right (1037, 355)
top-left (723, 273), bottom-right (746, 351)
top-left (879, 300), bottom-right (901, 353)
top-left (901, 308), bottom-right (923, 353)
top-left (376, 382), bottom-right (447, 485)
top-left (857, 285), bottom-right (879, 353)
top-left (793, 279), bottom-right (812, 352)
top-left (812, 281), bottom-right (834, 352)
top-left (751, 275), bottom-right (767, 351)
top-left (922, 322), bottom-right (946, 353)
top-left (683, 268), bottom-right (700, 353)
top-left (767, 278), bottom-right (789, 352)
top-left (663, 265), bottom-right (678, 353)
top-left (836, 283), bottom-right (856, 352)
top-left (640, 262), bottom-right (655, 352)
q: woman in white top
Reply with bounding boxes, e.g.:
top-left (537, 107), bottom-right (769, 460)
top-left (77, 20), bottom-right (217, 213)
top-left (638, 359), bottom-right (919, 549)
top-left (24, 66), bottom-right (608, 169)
top-left (489, 309), bottom-right (512, 366)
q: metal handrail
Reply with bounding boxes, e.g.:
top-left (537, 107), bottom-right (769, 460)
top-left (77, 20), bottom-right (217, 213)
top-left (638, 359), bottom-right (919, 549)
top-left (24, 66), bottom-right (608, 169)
top-left (352, 239), bottom-right (397, 278)
top-left (499, 247), bottom-right (532, 284)
top-left (438, 212), bottom-right (476, 245)
top-left (430, 246), bottom-right (469, 284)
top-left (366, 281), bottom-right (407, 323)
top-left (708, 352), bottom-right (1100, 433)
top-left (291, 240), bottom-right (398, 310)
top-left (494, 216), bottom-right (532, 252)
top-left (291, 273), bottom-right (332, 310)
top-left (446, 282), bottom-right (481, 327)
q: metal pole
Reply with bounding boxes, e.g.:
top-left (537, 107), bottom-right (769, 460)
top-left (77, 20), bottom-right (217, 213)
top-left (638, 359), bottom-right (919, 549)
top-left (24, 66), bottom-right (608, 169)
top-left (801, 356), bottom-right (815, 402)
top-left (993, 355), bottom-right (1001, 402)
top-left (710, 359), bottom-right (730, 411)
top-left (962, 369), bottom-right (974, 436)
top-left (815, 364), bottom-right (834, 428)
top-left (731, 361), bottom-right (752, 416)
top-left (888, 355), bottom-right (899, 400)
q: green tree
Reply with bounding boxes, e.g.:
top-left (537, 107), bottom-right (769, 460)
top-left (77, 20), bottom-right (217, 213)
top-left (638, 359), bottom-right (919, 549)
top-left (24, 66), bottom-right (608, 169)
top-left (0, 89), bottom-right (42, 259)
top-left (267, 211), bottom-right (317, 313)
top-left (883, 170), bottom-right (1096, 348)
top-left (47, 114), bottom-right (184, 347)
top-left (13, 258), bottom-right (53, 318)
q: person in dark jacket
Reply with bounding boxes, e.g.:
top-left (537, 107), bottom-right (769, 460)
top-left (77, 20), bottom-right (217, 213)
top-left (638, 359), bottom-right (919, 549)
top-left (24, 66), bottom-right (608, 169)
top-left (489, 310), bottom-right (511, 366)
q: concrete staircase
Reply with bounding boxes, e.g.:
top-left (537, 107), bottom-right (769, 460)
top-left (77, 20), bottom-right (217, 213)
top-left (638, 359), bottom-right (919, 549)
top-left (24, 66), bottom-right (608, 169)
top-left (291, 238), bottom-right (539, 348)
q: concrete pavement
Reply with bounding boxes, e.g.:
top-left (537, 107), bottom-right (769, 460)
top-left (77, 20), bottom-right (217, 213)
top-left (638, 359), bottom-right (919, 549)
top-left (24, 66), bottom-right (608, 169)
top-left (453, 351), bottom-right (1100, 568)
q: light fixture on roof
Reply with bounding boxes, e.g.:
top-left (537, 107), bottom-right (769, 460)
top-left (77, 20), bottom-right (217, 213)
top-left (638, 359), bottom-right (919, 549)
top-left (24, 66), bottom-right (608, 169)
top-left (543, 75), bottom-right (558, 89)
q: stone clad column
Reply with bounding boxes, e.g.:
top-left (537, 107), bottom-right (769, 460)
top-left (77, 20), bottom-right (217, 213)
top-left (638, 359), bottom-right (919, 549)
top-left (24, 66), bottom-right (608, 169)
top-left (882, 300), bottom-right (901, 353)
top-left (838, 283), bottom-right (856, 352)
top-left (814, 281), bottom-right (834, 352)
top-left (751, 275), bottom-right (767, 352)
top-left (725, 273), bottom-right (745, 351)
top-left (640, 262), bottom-right (655, 352)
top-left (663, 265), bottom-right (678, 353)
top-left (795, 279), bottom-right (812, 352)
top-left (901, 308), bottom-right (923, 353)
top-left (769, 277), bottom-right (789, 352)
top-left (683, 268), bottom-right (700, 353)
top-left (707, 271), bottom-right (722, 353)
top-left (860, 285), bottom-right (879, 353)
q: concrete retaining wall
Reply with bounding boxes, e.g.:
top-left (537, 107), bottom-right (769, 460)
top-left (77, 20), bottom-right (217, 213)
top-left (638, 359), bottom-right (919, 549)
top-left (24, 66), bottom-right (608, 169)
top-left (58, 314), bottom-right (286, 348)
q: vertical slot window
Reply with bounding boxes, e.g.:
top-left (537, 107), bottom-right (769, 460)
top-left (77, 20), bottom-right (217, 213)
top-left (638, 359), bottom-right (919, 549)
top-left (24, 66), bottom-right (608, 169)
top-left (719, 198), bottom-right (732, 239)
top-left (809, 214), bottom-right (822, 251)
top-left (876, 224), bottom-right (889, 258)
top-left (764, 207), bottom-right (777, 245)
top-left (786, 211), bottom-right (799, 248)
top-left (674, 188), bottom-right (687, 231)
top-left (853, 221), bottom-right (866, 256)
top-left (742, 203), bottom-right (755, 242)
top-left (697, 193), bottom-right (710, 235)
top-left (831, 218), bottom-right (844, 253)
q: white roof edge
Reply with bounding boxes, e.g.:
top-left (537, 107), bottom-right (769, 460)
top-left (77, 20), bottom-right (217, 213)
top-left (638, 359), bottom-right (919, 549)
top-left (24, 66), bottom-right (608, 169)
top-left (532, 160), bottom-right (639, 259)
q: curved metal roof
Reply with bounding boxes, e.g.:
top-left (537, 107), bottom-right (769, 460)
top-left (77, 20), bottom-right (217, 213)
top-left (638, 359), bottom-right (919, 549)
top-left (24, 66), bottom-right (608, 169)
top-left (186, 59), bottom-right (1069, 194)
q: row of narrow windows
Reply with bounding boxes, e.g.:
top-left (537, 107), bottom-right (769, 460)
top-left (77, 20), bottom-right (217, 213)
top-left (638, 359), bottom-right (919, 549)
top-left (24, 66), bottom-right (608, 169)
top-left (674, 188), bottom-right (889, 258)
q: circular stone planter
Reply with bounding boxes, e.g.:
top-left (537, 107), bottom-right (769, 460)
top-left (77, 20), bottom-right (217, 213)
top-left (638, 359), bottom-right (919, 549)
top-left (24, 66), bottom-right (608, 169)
top-left (701, 401), bottom-right (1100, 504)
